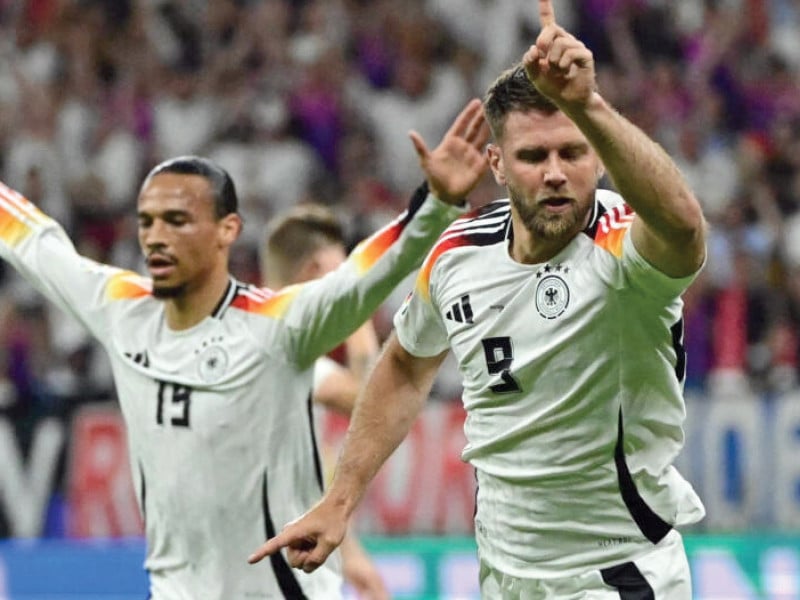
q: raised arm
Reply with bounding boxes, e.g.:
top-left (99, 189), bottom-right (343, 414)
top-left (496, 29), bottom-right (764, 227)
top-left (0, 182), bottom-right (122, 341)
top-left (248, 334), bottom-right (447, 569)
top-left (525, 0), bottom-right (705, 278)
top-left (280, 99), bottom-right (489, 369)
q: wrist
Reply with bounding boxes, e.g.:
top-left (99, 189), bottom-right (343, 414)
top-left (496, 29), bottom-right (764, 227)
top-left (560, 91), bottom-right (609, 125)
top-left (326, 480), bottom-right (363, 519)
top-left (429, 185), bottom-right (468, 208)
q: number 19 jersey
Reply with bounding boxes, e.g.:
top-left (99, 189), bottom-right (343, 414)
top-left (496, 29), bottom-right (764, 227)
top-left (0, 181), bottom-right (463, 599)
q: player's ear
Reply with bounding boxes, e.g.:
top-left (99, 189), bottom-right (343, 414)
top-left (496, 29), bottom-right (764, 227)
top-left (218, 213), bottom-right (243, 247)
top-left (596, 162), bottom-right (606, 182)
top-left (487, 143), bottom-right (506, 186)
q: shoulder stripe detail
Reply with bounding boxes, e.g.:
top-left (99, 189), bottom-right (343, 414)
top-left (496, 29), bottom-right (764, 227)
top-left (239, 286), bottom-right (277, 302)
top-left (230, 283), bottom-right (298, 319)
top-left (416, 204), bottom-right (510, 300)
top-left (0, 183), bottom-right (49, 225)
top-left (349, 216), bottom-right (404, 274)
top-left (0, 183), bottom-right (49, 246)
top-left (448, 213), bottom-right (509, 234)
top-left (437, 222), bottom-right (507, 245)
top-left (349, 182), bottom-right (430, 275)
top-left (592, 205), bottom-right (634, 258)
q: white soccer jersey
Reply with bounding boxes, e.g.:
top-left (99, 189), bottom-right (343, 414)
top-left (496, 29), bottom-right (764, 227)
top-left (0, 182), bottom-right (462, 599)
top-left (395, 189), bottom-right (706, 578)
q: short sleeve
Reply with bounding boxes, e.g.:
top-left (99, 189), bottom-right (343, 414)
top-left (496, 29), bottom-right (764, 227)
top-left (393, 286), bottom-right (450, 358)
top-left (622, 232), bottom-right (702, 300)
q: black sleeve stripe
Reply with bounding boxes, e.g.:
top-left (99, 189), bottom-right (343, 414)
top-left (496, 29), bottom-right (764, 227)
top-left (139, 461), bottom-right (146, 525)
top-left (306, 393), bottom-right (324, 492)
top-left (261, 473), bottom-right (309, 599)
top-left (600, 561), bottom-right (655, 599)
top-left (402, 181), bottom-right (431, 226)
top-left (614, 409), bottom-right (672, 545)
top-left (670, 319), bottom-right (686, 384)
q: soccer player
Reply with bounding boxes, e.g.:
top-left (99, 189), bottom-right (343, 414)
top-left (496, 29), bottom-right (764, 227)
top-left (0, 97), bottom-right (489, 598)
top-left (261, 204), bottom-right (380, 416)
top-left (249, 1), bottom-right (708, 598)
top-left (261, 203), bottom-right (387, 599)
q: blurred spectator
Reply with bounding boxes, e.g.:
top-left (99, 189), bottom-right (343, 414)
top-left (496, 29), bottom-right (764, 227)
top-left (4, 0), bottom-right (800, 471)
top-left (344, 7), bottom-right (470, 195)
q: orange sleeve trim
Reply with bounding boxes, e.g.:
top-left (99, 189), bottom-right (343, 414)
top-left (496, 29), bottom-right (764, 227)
top-left (350, 222), bottom-right (402, 275)
top-left (105, 272), bottom-right (152, 300)
top-left (592, 205), bottom-right (634, 258)
top-left (231, 286), bottom-right (300, 319)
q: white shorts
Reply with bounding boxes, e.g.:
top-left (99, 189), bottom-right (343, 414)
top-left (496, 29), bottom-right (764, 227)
top-left (479, 529), bottom-right (691, 599)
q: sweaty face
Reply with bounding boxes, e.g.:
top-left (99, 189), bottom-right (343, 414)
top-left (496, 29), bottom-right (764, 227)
top-left (489, 110), bottom-right (602, 243)
top-left (137, 173), bottom-right (224, 299)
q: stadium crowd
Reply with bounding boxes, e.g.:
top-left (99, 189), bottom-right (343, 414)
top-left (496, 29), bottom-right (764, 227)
top-left (1, 0), bottom-right (800, 454)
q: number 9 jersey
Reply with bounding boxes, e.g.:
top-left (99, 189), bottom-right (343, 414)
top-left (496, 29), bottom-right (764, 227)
top-left (394, 189), bottom-right (706, 580)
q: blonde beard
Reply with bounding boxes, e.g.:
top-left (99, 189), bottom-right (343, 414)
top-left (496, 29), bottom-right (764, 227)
top-left (509, 188), bottom-right (593, 241)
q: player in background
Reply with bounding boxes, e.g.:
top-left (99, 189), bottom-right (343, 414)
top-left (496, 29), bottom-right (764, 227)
top-left (261, 203), bottom-right (387, 599)
top-left (0, 96), bottom-right (489, 598)
top-left (250, 1), bottom-right (707, 598)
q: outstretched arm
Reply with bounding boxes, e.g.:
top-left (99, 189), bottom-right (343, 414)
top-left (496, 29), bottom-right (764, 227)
top-left (525, 0), bottom-right (706, 278)
top-left (409, 97), bottom-right (490, 205)
top-left (0, 182), bottom-right (121, 342)
top-left (281, 98), bottom-right (489, 370)
top-left (249, 334), bottom-right (447, 570)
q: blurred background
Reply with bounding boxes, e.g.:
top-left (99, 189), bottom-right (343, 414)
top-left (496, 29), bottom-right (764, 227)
top-left (0, 0), bottom-right (799, 598)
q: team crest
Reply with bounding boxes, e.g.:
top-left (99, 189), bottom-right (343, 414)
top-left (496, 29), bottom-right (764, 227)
top-left (535, 275), bottom-right (569, 319)
top-left (198, 345), bottom-right (229, 382)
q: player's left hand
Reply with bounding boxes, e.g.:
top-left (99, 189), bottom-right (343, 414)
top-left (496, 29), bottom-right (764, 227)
top-left (523, 0), bottom-right (596, 109)
top-left (409, 97), bottom-right (490, 206)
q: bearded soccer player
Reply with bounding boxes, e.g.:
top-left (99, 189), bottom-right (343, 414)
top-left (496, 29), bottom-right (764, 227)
top-left (251, 1), bottom-right (707, 598)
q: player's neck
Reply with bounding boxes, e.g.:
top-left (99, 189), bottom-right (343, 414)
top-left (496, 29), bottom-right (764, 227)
top-left (509, 223), bottom-right (574, 265)
top-left (162, 271), bottom-right (232, 331)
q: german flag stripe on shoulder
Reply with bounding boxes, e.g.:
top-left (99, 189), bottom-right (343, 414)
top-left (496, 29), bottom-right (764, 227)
top-left (416, 201), bottom-right (510, 300)
top-left (348, 183), bottom-right (430, 275)
top-left (230, 284), bottom-right (300, 319)
top-left (0, 183), bottom-right (49, 246)
top-left (592, 204), bottom-right (634, 258)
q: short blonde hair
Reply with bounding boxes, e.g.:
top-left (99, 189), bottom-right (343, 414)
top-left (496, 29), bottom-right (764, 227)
top-left (261, 203), bottom-right (345, 288)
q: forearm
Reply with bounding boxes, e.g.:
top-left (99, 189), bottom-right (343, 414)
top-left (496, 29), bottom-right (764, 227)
top-left (289, 188), bottom-right (463, 369)
top-left (564, 92), bottom-right (703, 241)
top-left (325, 340), bottom-right (437, 517)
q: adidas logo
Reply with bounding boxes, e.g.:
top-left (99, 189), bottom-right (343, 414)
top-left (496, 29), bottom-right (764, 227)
top-left (125, 350), bottom-right (150, 367)
top-left (446, 295), bottom-right (474, 324)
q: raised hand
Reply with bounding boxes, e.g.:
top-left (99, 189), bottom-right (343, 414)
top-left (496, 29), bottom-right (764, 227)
top-left (408, 98), bottom-right (490, 206)
top-left (523, 0), bottom-right (596, 109)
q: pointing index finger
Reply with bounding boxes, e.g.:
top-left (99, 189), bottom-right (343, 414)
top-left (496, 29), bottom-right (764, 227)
top-left (248, 533), bottom-right (289, 564)
top-left (539, 0), bottom-right (556, 27)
